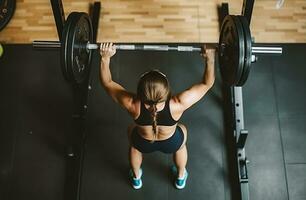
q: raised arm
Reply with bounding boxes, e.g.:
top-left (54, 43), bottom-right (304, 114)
top-left (100, 43), bottom-right (137, 115)
top-left (173, 47), bottom-right (215, 111)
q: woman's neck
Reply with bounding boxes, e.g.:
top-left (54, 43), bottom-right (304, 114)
top-left (144, 101), bottom-right (166, 111)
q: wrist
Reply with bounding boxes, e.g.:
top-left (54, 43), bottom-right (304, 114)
top-left (101, 56), bottom-right (110, 62)
top-left (206, 58), bottom-right (215, 65)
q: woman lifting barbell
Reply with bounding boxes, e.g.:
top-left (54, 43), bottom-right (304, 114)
top-left (99, 42), bottom-right (215, 189)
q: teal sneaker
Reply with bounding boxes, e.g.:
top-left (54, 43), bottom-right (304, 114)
top-left (129, 168), bottom-right (143, 189)
top-left (171, 166), bottom-right (188, 189)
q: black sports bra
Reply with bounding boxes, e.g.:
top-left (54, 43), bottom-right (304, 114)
top-left (134, 99), bottom-right (178, 126)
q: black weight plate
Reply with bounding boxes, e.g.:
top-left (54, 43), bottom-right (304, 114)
top-left (68, 12), bottom-right (93, 84)
top-left (237, 15), bottom-right (252, 86)
top-left (0, 0), bottom-right (16, 31)
top-left (60, 12), bottom-right (76, 82)
top-left (218, 15), bottom-right (245, 86)
top-left (65, 12), bottom-right (82, 83)
top-left (232, 16), bottom-right (246, 86)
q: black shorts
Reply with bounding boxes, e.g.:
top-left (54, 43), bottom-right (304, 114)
top-left (131, 126), bottom-right (185, 154)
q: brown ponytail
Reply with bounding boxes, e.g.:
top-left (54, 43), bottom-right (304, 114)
top-left (149, 103), bottom-right (158, 142)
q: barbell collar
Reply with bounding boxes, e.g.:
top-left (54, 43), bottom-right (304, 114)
top-left (86, 43), bottom-right (99, 50)
top-left (251, 55), bottom-right (258, 63)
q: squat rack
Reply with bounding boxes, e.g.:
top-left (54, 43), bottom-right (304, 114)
top-left (220, 1), bottom-right (255, 200)
top-left (49, 1), bottom-right (101, 200)
top-left (49, 0), bottom-right (257, 200)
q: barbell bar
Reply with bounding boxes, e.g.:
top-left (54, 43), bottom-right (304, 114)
top-left (32, 40), bottom-right (282, 54)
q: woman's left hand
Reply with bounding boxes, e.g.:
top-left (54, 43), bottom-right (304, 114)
top-left (100, 43), bottom-right (116, 59)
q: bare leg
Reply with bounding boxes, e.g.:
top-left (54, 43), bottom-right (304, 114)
top-left (129, 146), bottom-right (143, 178)
top-left (173, 145), bottom-right (188, 178)
top-left (173, 123), bottom-right (188, 178)
top-left (127, 124), bottom-right (143, 178)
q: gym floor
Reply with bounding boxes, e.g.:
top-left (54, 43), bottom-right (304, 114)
top-left (0, 43), bottom-right (306, 200)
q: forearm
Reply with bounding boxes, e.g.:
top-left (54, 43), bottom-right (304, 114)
top-left (100, 57), bottom-right (113, 87)
top-left (202, 57), bottom-right (215, 87)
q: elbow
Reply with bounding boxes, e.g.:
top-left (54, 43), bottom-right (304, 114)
top-left (209, 77), bottom-right (215, 88)
top-left (100, 80), bottom-right (112, 92)
top-left (206, 82), bottom-right (214, 89)
top-left (204, 77), bottom-right (215, 89)
top-left (100, 81), bottom-right (113, 97)
top-left (100, 76), bottom-right (112, 88)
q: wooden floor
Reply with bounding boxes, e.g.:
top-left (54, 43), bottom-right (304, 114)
top-left (0, 0), bottom-right (305, 43)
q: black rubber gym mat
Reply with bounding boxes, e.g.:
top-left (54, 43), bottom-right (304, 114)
top-left (243, 44), bottom-right (306, 200)
top-left (1, 44), bottom-right (306, 200)
top-left (272, 45), bottom-right (306, 200)
top-left (80, 50), bottom-right (230, 200)
top-left (0, 45), bottom-right (73, 200)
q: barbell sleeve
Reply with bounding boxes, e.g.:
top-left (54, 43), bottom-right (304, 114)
top-left (32, 41), bottom-right (61, 49)
top-left (251, 46), bottom-right (282, 54)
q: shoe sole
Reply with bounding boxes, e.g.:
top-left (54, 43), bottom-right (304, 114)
top-left (132, 179), bottom-right (143, 189)
top-left (175, 181), bottom-right (186, 189)
top-left (174, 171), bottom-right (188, 189)
top-left (131, 168), bottom-right (143, 189)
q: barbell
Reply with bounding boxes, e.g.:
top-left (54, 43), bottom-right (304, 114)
top-left (33, 41), bottom-right (281, 53)
top-left (32, 12), bottom-right (282, 86)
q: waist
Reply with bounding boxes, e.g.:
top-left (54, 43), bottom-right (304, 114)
top-left (134, 119), bottom-right (178, 126)
top-left (135, 125), bottom-right (178, 141)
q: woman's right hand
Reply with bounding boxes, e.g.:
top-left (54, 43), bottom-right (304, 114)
top-left (100, 43), bottom-right (116, 60)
